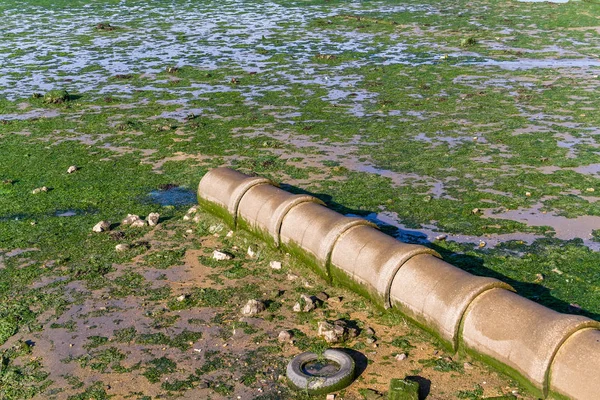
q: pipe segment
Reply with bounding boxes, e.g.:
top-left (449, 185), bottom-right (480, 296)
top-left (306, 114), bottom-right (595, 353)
top-left (389, 253), bottom-right (514, 350)
top-left (461, 288), bottom-right (600, 397)
top-left (279, 201), bottom-right (375, 281)
top-left (197, 167), bottom-right (272, 227)
top-left (197, 168), bottom-right (600, 399)
top-left (330, 225), bottom-right (439, 309)
top-left (549, 328), bottom-right (600, 400)
top-left (236, 183), bottom-right (325, 246)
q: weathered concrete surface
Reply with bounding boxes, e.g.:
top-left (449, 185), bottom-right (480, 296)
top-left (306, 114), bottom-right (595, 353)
top-left (331, 225), bottom-right (439, 308)
top-left (549, 328), bottom-right (600, 400)
top-left (389, 253), bottom-right (513, 350)
top-left (461, 288), bottom-right (600, 395)
top-left (237, 183), bottom-right (323, 245)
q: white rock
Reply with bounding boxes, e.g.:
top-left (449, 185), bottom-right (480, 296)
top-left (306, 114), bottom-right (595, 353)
top-left (292, 302), bottom-right (302, 312)
top-left (208, 224), bottom-right (224, 234)
top-left (147, 212), bottom-right (160, 226)
top-left (226, 230), bottom-right (234, 238)
top-left (300, 294), bottom-right (316, 312)
top-left (176, 294), bottom-right (187, 302)
top-left (278, 330), bottom-right (294, 343)
top-left (182, 214), bottom-right (192, 221)
top-left (463, 362), bottom-right (473, 370)
top-left (247, 245), bottom-right (258, 258)
top-left (32, 186), bottom-right (48, 194)
top-left (130, 219), bottom-right (147, 227)
top-left (185, 229), bottom-right (193, 234)
top-left (435, 234), bottom-right (447, 241)
top-left (326, 394), bottom-right (336, 400)
top-left (192, 215), bottom-right (201, 223)
top-left (67, 165), bottom-right (78, 174)
top-left (186, 206), bottom-right (198, 215)
top-left (287, 273), bottom-right (298, 281)
top-left (317, 321), bottom-right (346, 344)
top-left (241, 299), bottom-right (265, 316)
top-left (115, 244), bottom-right (129, 252)
top-left (213, 250), bottom-right (232, 261)
top-left (92, 221), bottom-right (110, 232)
top-left (122, 214), bottom-right (142, 225)
top-left (395, 353), bottom-right (407, 361)
top-left (270, 261), bottom-right (282, 270)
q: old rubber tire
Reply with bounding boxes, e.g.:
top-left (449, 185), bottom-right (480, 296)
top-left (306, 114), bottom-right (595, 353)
top-left (286, 349), bottom-right (355, 394)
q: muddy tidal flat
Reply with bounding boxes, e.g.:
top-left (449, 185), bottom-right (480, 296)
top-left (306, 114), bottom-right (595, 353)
top-left (0, 0), bottom-right (599, 398)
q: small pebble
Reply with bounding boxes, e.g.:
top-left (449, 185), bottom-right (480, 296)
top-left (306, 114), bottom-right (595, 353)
top-left (192, 215), bottom-right (201, 223)
top-left (226, 230), bottom-right (234, 238)
top-left (247, 245), bottom-right (258, 258)
top-left (478, 241), bottom-right (486, 248)
top-left (147, 212), bottom-right (160, 226)
top-left (278, 330), bottom-right (294, 343)
top-left (525, 192), bottom-right (531, 197)
top-left (270, 261), bottom-right (282, 270)
top-left (213, 250), bottom-right (233, 261)
top-left (366, 336), bottom-right (376, 344)
top-left (326, 394), bottom-right (336, 400)
top-left (535, 273), bottom-right (544, 282)
top-left (67, 165), bottom-right (78, 174)
top-left (176, 295), bottom-right (187, 302)
top-left (115, 243), bottom-right (129, 252)
top-left (287, 273), bottom-right (299, 281)
top-left (32, 186), bottom-right (48, 194)
top-left (472, 208), bottom-right (480, 214)
top-left (586, 187), bottom-right (595, 192)
top-left (435, 234), bottom-right (447, 241)
top-left (395, 353), bottom-right (407, 361)
top-left (92, 220), bottom-right (110, 232)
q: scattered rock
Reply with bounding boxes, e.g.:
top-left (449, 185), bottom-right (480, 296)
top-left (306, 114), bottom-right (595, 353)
top-left (196, 380), bottom-right (209, 389)
top-left (92, 221), bottom-right (110, 232)
top-left (192, 215), bottom-right (201, 223)
top-left (317, 320), bottom-right (358, 343)
top-left (67, 165), bottom-right (78, 174)
top-left (463, 362), bottom-right (473, 370)
top-left (122, 214), bottom-right (142, 226)
top-left (365, 327), bottom-right (375, 336)
top-left (213, 250), bottom-right (233, 261)
top-left (208, 224), bottom-right (225, 234)
top-left (131, 219), bottom-right (147, 228)
top-left (395, 353), bottom-right (407, 361)
top-left (32, 186), bottom-right (49, 194)
top-left (471, 208), bottom-right (480, 214)
top-left (241, 299), bottom-right (265, 316)
top-left (115, 244), bottom-right (129, 252)
top-left (435, 234), bottom-right (447, 241)
top-left (270, 261), bottom-right (282, 270)
top-left (478, 241), bottom-right (486, 248)
top-left (277, 330), bottom-right (294, 343)
top-left (247, 245), bottom-right (258, 258)
top-left (226, 230), bottom-right (234, 238)
top-left (327, 296), bottom-right (343, 305)
top-left (300, 294), bottom-right (317, 312)
top-left (366, 336), bottom-right (376, 344)
top-left (286, 273), bottom-right (299, 281)
top-left (176, 294), bottom-right (187, 302)
top-left (147, 212), bottom-right (160, 226)
top-left (326, 394), bottom-right (336, 400)
top-left (534, 273), bottom-right (544, 282)
top-left (552, 268), bottom-right (563, 275)
top-left (586, 188), bottom-right (595, 192)
top-left (525, 192), bottom-right (532, 197)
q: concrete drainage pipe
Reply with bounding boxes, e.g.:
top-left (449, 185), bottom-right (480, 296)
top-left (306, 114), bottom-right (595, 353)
top-left (197, 168), bottom-right (600, 400)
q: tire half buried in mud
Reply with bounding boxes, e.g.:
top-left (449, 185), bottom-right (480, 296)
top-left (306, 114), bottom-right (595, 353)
top-left (286, 349), bottom-right (356, 394)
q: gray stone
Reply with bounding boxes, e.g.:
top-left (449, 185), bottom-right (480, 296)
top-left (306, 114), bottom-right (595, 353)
top-left (92, 221), bottom-right (110, 232)
top-left (241, 299), bottom-right (265, 316)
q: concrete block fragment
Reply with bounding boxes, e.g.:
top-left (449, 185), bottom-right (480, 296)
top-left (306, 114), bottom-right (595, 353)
top-left (461, 288), bottom-right (600, 396)
top-left (549, 328), bottom-right (600, 400)
top-left (331, 225), bottom-right (439, 308)
top-left (389, 254), bottom-right (513, 349)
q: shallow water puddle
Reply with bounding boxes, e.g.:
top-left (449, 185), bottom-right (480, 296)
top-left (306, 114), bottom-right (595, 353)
top-left (147, 187), bottom-right (197, 207)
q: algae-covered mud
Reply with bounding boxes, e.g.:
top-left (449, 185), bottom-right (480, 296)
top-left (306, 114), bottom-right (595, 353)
top-left (1, 0), bottom-right (599, 398)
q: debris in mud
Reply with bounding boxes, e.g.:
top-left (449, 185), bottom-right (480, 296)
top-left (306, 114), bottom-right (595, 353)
top-left (43, 90), bottom-right (70, 104)
top-left (96, 22), bottom-right (116, 31)
top-left (67, 165), bottom-right (78, 174)
top-left (247, 245), bottom-right (258, 258)
top-left (147, 212), bottom-right (160, 226)
top-left (318, 320), bottom-right (358, 344)
top-left (270, 260), bottom-right (282, 270)
top-left (213, 250), bottom-right (233, 261)
top-left (32, 186), bottom-right (49, 194)
top-left (293, 294), bottom-right (318, 313)
top-left (241, 299), bottom-right (265, 316)
top-left (460, 36), bottom-right (477, 47)
top-left (122, 214), bottom-right (145, 227)
top-left (115, 243), bottom-right (129, 252)
top-left (278, 330), bottom-right (294, 343)
top-left (92, 220), bottom-right (111, 232)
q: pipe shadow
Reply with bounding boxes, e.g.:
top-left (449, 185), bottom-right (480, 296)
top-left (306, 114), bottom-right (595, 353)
top-left (280, 184), bottom-right (600, 322)
top-left (336, 348), bottom-right (368, 380)
top-left (405, 375), bottom-right (431, 400)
